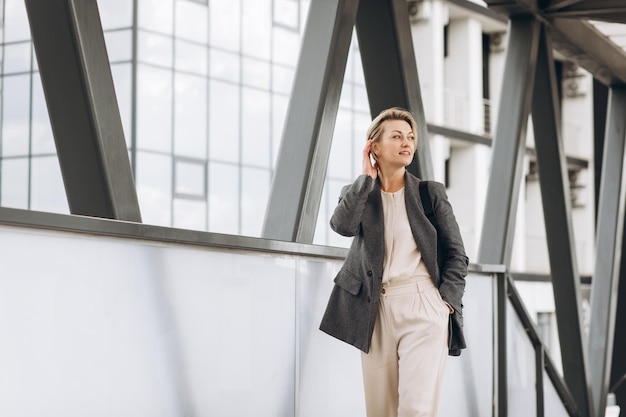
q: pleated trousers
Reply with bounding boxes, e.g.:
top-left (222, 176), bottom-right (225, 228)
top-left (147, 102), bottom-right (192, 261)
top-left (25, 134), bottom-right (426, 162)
top-left (361, 277), bottom-right (449, 417)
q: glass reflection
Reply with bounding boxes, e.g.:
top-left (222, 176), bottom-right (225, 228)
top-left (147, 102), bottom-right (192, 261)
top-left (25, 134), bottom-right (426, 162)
top-left (30, 156), bottom-right (68, 213)
top-left (4, 0), bottom-right (31, 43)
top-left (241, 88), bottom-right (270, 167)
top-left (241, 166), bottom-right (270, 236)
top-left (173, 198), bottom-right (207, 230)
top-left (174, 73), bottom-right (207, 157)
top-left (242, 0), bottom-right (271, 60)
top-left (175, 40), bottom-right (208, 75)
top-left (209, 80), bottom-right (240, 164)
top-left (175, 158), bottom-right (206, 197)
top-left (175, 1), bottom-right (208, 43)
top-left (1, 157), bottom-right (29, 209)
top-left (2, 42), bottom-right (31, 75)
top-left (138, 0), bottom-right (174, 35)
top-left (98, 0), bottom-right (133, 30)
top-left (2, 74), bottom-right (31, 157)
top-left (210, 0), bottom-right (241, 52)
top-left (138, 31), bottom-right (174, 68)
top-left (209, 49), bottom-right (240, 83)
top-left (137, 65), bottom-right (173, 153)
top-left (104, 30), bottom-right (132, 63)
top-left (136, 151), bottom-right (173, 226)
top-left (209, 162), bottom-right (239, 234)
top-left (242, 57), bottom-right (270, 89)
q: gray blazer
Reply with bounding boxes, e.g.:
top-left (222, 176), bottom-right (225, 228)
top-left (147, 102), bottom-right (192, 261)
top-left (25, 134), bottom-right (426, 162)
top-left (319, 172), bottom-right (469, 355)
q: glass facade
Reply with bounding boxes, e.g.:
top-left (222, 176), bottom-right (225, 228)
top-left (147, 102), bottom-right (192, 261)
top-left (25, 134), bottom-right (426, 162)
top-left (0, 0), bottom-right (367, 243)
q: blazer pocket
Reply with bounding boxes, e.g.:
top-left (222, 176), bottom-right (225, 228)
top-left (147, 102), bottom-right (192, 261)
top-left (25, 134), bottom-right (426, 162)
top-left (333, 269), bottom-right (362, 296)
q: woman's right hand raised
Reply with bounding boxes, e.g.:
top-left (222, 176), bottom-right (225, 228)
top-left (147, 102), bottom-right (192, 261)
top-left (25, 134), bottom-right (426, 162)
top-left (362, 140), bottom-right (378, 180)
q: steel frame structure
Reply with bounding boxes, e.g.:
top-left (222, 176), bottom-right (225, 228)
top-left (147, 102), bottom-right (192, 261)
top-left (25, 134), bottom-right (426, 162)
top-left (16, 0), bottom-right (626, 415)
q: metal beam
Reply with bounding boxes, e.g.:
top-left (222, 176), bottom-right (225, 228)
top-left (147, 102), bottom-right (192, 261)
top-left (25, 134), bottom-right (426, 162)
top-left (355, 0), bottom-right (433, 180)
top-left (531, 24), bottom-right (592, 417)
top-left (485, 1), bottom-right (626, 85)
top-left (545, 0), bottom-right (607, 12)
top-left (547, 20), bottom-right (626, 87)
top-left (262, 0), bottom-right (358, 243)
top-left (24, 0), bottom-right (141, 222)
top-left (545, 0), bottom-right (626, 18)
top-left (477, 16), bottom-right (540, 265)
top-left (613, 215), bottom-right (626, 410)
top-left (589, 85), bottom-right (626, 416)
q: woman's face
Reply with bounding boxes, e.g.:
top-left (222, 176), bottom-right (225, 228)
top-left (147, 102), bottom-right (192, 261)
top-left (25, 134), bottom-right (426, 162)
top-left (371, 119), bottom-right (416, 169)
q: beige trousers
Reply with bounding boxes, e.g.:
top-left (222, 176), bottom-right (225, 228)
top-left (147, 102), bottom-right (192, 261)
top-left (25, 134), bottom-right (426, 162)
top-left (361, 278), bottom-right (449, 417)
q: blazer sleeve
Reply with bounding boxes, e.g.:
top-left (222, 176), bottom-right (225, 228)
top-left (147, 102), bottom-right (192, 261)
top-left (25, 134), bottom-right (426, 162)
top-left (428, 181), bottom-right (468, 312)
top-left (330, 175), bottom-right (375, 237)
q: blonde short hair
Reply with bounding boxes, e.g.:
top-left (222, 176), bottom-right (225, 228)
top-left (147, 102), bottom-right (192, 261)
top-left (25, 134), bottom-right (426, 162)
top-left (366, 107), bottom-right (418, 148)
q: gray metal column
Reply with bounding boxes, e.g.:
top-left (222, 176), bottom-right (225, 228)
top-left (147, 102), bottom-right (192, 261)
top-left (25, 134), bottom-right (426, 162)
top-left (590, 85), bottom-right (626, 416)
top-left (25, 0), bottom-right (141, 222)
top-left (612, 257), bottom-right (626, 408)
top-left (477, 16), bottom-right (540, 265)
top-left (531, 25), bottom-right (592, 417)
top-left (262, 0), bottom-right (358, 243)
top-left (355, 0), bottom-right (433, 180)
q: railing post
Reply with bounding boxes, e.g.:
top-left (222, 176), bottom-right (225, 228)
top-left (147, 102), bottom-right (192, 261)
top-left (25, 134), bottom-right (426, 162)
top-left (495, 273), bottom-right (508, 417)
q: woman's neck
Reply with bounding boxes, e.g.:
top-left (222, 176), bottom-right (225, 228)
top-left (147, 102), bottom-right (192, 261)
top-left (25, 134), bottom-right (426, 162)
top-left (378, 168), bottom-right (405, 193)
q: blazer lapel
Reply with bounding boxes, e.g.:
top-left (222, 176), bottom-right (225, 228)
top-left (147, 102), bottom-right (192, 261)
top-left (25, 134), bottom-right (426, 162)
top-left (404, 173), bottom-right (439, 282)
top-left (362, 180), bottom-right (385, 281)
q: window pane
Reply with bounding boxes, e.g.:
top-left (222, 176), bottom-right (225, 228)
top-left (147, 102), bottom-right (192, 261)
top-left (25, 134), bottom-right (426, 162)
top-left (242, 0), bottom-right (270, 60)
top-left (2, 74), bottom-right (31, 157)
top-left (175, 0), bottom-right (208, 44)
top-left (138, 31), bottom-right (173, 68)
top-left (2, 42), bottom-right (31, 75)
top-left (210, 0), bottom-right (241, 52)
top-left (31, 73), bottom-right (55, 155)
top-left (136, 65), bottom-right (172, 153)
top-left (110, 63), bottom-right (132, 146)
top-left (353, 112), bottom-right (370, 177)
top-left (30, 156), bottom-right (68, 214)
top-left (339, 82), bottom-right (352, 110)
top-left (209, 162), bottom-right (239, 234)
top-left (136, 151), bottom-right (172, 226)
top-left (241, 167), bottom-right (269, 237)
top-left (242, 57), bottom-right (270, 89)
top-left (241, 88), bottom-right (270, 167)
top-left (273, 0), bottom-right (299, 29)
top-left (4, 0), bottom-right (31, 43)
top-left (209, 49), bottom-right (240, 83)
top-left (138, 0), bottom-right (173, 35)
top-left (272, 27), bottom-right (299, 66)
top-left (173, 198), bottom-right (207, 230)
top-left (354, 85), bottom-right (368, 113)
top-left (327, 109), bottom-right (352, 180)
top-left (174, 158), bottom-right (206, 197)
top-left (271, 64), bottom-right (294, 95)
top-left (104, 30), bottom-right (132, 63)
top-left (271, 94), bottom-right (288, 166)
top-left (175, 40), bottom-right (208, 75)
top-left (209, 80), bottom-right (240, 163)
top-left (1, 157), bottom-right (29, 209)
top-left (97, 0), bottom-right (133, 30)
top-left (174, 73), bottom-right (207, 157)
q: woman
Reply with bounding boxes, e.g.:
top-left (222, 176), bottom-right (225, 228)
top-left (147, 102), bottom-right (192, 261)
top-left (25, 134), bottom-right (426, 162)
top-left (320, 107), bottom-right (468, 417)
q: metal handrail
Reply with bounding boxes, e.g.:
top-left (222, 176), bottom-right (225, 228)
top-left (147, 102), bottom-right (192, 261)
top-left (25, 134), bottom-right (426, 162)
top-left (503, 273), bottom-right (582, 417)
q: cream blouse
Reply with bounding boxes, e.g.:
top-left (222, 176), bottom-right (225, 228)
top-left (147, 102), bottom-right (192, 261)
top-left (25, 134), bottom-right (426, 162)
top-left (380, 187), bottom-right (431, 285)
